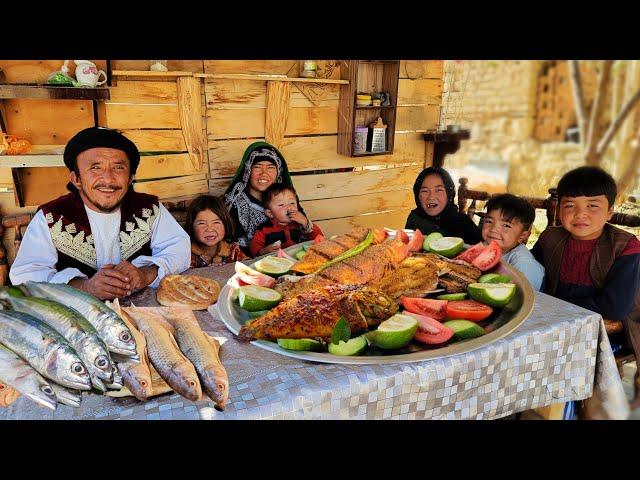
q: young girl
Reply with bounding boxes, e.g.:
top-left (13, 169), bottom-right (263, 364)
top-left (405, 166), bottom-right (482, 245)
top-left (224, 141), bottom-right (297, 255)
top-left (185, 195), bottom-right (247, 268)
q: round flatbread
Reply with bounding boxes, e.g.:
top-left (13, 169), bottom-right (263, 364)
top-left (157, 275), bottom-right (221, 310)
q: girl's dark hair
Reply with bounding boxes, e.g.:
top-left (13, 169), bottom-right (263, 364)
top-left (185, 195), bottom-right (235, 245)
top-left (262, 183), bottom-right (298, 209)
top-left (485, 194), bottom-right (535, 229)
top-left (557, 166), bottom-right (617, 207)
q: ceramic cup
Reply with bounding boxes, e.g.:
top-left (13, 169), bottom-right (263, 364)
top-left (75, 61), bottom-right (107, 87)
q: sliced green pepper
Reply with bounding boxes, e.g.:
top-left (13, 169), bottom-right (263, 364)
top-left (313, 230), bottom-right (374, 274)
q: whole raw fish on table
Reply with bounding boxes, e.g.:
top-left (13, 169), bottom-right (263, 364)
top-left (239, 284), bottom-right (398, 341)
top-left (124, 307), bottom-right (202, 402)
top-left (0, 344), bottom-right (57, 410)
top-left (50, 383), bottom-right (82, 408)
top-left (25, 281), bottom-right (138, 358)
top-left (0, 288), bottom-right (114, 391)
top-left (161, 307), bottom-right (229, 410)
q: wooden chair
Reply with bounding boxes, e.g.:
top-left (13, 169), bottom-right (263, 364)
top-left (457, 177), bottom-right (640, 411)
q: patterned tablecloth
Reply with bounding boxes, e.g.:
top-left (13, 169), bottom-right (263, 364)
top-left (0, 263), bottom-right (630, 420)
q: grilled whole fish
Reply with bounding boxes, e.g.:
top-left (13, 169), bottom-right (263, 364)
top-left (374, 255), bottom-right (447, 300)
top-left (125, 307), bottom-right (202, 402)
top-left (277, 236), bottom-right (410, 300)
top-left (25, 281), bottom-right (137, 358)
top-left (50, 383), bottom-right (82, 408)
top-left (107, 300), bottom-right (153, 401)
top-left (0, 310), bottom-right (92, 390)
top-left (162, 308), bottom-right (229, 410)
top-left (0, 289), bottom-right (114, 388)
top-left (0, 344), bottom-right (57, 410)
top-left (290, 226), bottom-right (370, 275)
top-left (239, 284), bottom-right (398, 341)
top-left (417, 253), bottom-right (482, 293)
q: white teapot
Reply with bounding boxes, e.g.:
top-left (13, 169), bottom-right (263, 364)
top-left (74, 60), bottom-right (107, 87)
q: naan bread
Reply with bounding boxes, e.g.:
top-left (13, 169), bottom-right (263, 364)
top-left (157, 275), bottom-right (221, 310)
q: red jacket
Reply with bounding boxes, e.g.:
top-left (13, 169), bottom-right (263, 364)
top-left (250, 219), bottom-right (323, 257)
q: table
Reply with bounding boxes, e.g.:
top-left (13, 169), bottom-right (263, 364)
top-left (0, 263), bottom-right (630, 420)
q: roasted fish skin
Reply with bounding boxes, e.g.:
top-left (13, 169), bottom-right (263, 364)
top-left (290, 226), bottom-right (369, 275)
top-left (0, 344), bottom-right (57, 410)
top-left (0, 310), bottom-right (92, 391)
top-left (50, 383), bottom-right (82, 408)
top-left (374, 255), bottom-right (447, 300)
top-left (25, 281), bottom-right (137, 358)
top-left (239, 285), bottom-right (397, 341)
top-left (0, 290), bottom-right (114, 387)
top-left (125, 308), bottom-right (202, 402)
top-left (278, 237), bottom-right (410, 300)
top-left (162, 308), bottom-right (229, 410)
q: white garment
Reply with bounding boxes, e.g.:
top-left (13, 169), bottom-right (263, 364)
top-left (9, 203), bottom-right (191, 289)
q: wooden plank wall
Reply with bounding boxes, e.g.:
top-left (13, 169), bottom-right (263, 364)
top-left (206, 60), bottom-right (443, 236)
top-left (1, 59), bottom-right (443, 262)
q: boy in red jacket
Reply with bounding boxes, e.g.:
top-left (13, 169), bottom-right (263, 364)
top-left (249, 183), bottom-right (323, 257)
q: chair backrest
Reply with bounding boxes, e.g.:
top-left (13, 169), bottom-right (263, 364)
top-left (457, 177), bottom-right (640, 231)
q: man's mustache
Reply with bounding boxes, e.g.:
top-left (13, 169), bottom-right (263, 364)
top-left (94, 185), bottom-right (123, 190)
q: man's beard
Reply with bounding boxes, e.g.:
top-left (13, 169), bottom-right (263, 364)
top-left (79, 182), bottom-right (129, 213)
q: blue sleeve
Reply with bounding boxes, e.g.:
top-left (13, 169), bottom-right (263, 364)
top-left (570, 253), bottom-right (640, 320)
top-left (510, 254), bottom-right (545, 291)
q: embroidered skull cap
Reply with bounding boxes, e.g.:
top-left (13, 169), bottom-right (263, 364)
top-left (63, 127), bottom-right (141, 174)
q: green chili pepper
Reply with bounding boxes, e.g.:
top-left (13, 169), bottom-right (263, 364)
top-left (313, 230), bottom-right (374, 274)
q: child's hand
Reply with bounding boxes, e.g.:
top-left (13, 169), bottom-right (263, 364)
top-left (288, 211), bottom-right (309, 228)
top-left (258, 241), bottom-right (281, 256)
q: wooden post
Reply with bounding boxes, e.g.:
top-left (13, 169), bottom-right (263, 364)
top-left (265, 81), bottom-right (291, 151)
top-left (546, 188), bottom-right (558, 227)
top-left (177, 76), bottom-right (206, 172)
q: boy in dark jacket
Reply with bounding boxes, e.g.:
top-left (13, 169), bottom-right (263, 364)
top-left (532, 166), bottom-right (640, 359)
top-left (250, 183), bottom-right (323, 257)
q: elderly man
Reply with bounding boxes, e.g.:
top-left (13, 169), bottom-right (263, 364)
top-left (10, 127), bottom-right (190, 299)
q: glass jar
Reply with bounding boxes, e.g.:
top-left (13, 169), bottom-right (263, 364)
top-left (300, 60), bottom-right (317, 78)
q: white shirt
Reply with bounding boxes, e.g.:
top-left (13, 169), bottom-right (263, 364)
top-left (10, 203), bottom-right (191, 289)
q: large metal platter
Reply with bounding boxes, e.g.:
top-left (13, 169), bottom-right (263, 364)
top-left (214, 240), bottom-right (535, 365)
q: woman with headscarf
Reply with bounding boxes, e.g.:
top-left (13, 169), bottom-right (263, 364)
top-left (405, 166), bottom-right (482, 245)
top-left (224, 141), bottom-right (296, 255)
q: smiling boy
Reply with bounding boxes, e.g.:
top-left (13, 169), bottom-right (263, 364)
top-left (482, 194), bottom-right (544, 290)
top-left (532, 167), bottom-right (640, 359)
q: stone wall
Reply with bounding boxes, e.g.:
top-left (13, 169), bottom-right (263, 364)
top-left (440, 60), bottom-right (640, 200)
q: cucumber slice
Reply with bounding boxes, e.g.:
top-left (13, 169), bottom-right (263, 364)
top-left (364, 313), bottom-right (418, 350)
top-left (253, 256), bottom-right (295, 277)
top-left (478, 273), bottom-right (511, 284)
top-left (436, 292), bottom-right (468, 300)
top-left (443, 319), bottom-right (486, 339)
top-left (428, 237), bottom-right (464, 257)
top-left (294, 249), bottom-right (307, 260)
top-left (238, 285), bottom-right (282, 312)
top-left (328, 335), bottom-right (368, 356)
top-left (422, 232), bottom-right (443, 251)
top-left (467, 282), bottom-right (517, 307)
top-left (277, 338), bottom-right (323, 351)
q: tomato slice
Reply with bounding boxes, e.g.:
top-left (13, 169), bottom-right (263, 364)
top-left (407, 229), bottom-right (424, 252)
top-left (455, 241), bottom-right (486, 263)
top-left (401, 296), bottom-right (447, 320)
top-left (313, 235), bottom-right (325, 244)
top-left (471, 240), bottom-right (501, 271)
top-left (405, 312), bottom-right (454, 345)
top-left (446, 300), bottom-right (493, 322)
top-left (397, 230), bottom-right (410, 244)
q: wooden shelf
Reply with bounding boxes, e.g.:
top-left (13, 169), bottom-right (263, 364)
top-left (195, 73), bottom-right (349, 84)
top-left (1, 155), bottom-right (64, 168)
top-left (0, 84), bottom-right (110, 100)
top-left (423, 130), bottom-right (471, 142)
top-left (355, 105), bottom-right (395, 110)
top-left (353, 150), bottom-right (392, 157)
top-left (112, 70), bottom-right (195, 78)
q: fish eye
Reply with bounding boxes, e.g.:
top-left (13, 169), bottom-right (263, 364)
top-left (96, 356), bottom-right (109, 368)
top-left (41, 385), bottom-right (54, 396)
top-left (72, 362), bottom-right (86, 375)
top-left (120, 331), bottom-right (132, 343)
